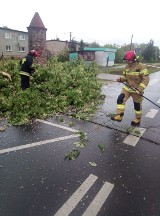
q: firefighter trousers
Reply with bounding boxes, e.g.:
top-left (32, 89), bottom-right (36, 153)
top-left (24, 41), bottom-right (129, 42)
top-left (116, 89), bottom-right (143, 119)
top-left (20, 75), bottom-right (30, 90)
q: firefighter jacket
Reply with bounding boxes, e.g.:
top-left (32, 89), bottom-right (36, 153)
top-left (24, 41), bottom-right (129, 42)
top-left (119, 62), bottom-right (149, 93)
top-left (20, 54), bottom-right (35, 77)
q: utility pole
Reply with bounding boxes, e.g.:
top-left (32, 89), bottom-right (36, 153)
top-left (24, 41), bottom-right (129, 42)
top-left (69, 32), bottom-right (72, 51)
top-left (130, 34), bottom-right (133, 50)
top-left (69, 32), bottom-right (72, 42)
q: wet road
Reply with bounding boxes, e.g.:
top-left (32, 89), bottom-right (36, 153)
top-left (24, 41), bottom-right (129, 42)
top-left (1, 72), bottom-right (160, 216)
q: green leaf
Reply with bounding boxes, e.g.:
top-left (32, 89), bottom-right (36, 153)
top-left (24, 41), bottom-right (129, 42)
top-left (68, 122), bottom-right (75, 127)
top-left (73, 141), bottom-right (81, 147)
top-left (0, 126), bottom-right (6, 131)
top-left (65, 149), bottom-right (80, 160)
top-left (89, 162), bottom-right (97, 167)
top-left (126, 127), bottom-right (141, 136)
top-left (106, 113), bottom-right (116, 118)
top-left (98, 144), bottom-right (106, 153)
top-left (73, 141), bottom-right (86, 148)
top-left (126, 126), bottom-right (134, 134)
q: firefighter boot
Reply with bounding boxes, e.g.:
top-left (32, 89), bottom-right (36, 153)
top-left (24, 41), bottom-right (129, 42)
top-left (131, 118), bottom-right (141, 126)
top-left (111, 113), bottom-right (124, 122)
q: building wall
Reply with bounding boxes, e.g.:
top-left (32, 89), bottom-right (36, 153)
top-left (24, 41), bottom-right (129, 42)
top-left (0, 27), bottom-right (28, 58)
top-left (95, 51), bottom-right (106, 66)
top-left (46, 40), bottom-right (80, 56)
top-left (84, 47), bottom-right (117, 66)
top-left (46, 40), bottom-right (69, 55)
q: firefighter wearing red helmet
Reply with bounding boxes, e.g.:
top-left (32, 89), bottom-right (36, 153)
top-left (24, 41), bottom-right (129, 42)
top-left (29, 50), bottom-right (38, 58)
top-left (19, 49), bottom-right (38, 90)
top-left (111, 50), bottom-right (150, 126)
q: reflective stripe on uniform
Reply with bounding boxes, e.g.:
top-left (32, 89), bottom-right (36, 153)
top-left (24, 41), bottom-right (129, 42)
top-left (123, 69), bottom-right (149, 76)
top-left (139, 83), bottom-right (146, 88)
top-left (123, 86), bottom-right (136, 92)
top-left (140, 69), bottom-right (149, 75)
top-left (20, 71), bottom-right (30, 77)
top-left (124, 71), bottom-right (141, 75)
top-left (135, 110), bottom-right (142, 115)
top-left (123, 86), bottom-right (129, 91)
top-left (123, 69), bottom-right (129, 75)
top-left (117, 104), bottom-right (125, 110)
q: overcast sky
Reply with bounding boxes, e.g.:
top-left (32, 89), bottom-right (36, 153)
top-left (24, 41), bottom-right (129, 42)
top-left (1, 0), bottom-right (160, 47)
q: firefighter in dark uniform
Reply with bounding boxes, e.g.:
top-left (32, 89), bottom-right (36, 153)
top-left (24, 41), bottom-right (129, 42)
top-left (111, 50), bottom-right (150, 126)
top-left (20, 50), bottom-right (38, 90)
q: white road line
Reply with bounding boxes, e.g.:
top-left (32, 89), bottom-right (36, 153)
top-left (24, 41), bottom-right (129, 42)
top-left (82, 182), bottom-right (114, 216)
top-left (157, 99), bottom-right (160, 104)
top-left (145, 109), bottom-right (158, 118)
top-left (0, 134), bottom-right (79, 155)
top-left (36, 119), bottom-right (79, 132)
top-left (149, 79), bottom-right (158, 86)
top-left (123, 127), bottom-right (146, 147)
top-left (54, 174), bottom-right (98, 216)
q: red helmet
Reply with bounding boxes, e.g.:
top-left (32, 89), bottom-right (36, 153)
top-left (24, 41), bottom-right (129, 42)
top-left (123, 50), bottom-right (138, 62)
top-left (29, 50), bottom-right (39, 57)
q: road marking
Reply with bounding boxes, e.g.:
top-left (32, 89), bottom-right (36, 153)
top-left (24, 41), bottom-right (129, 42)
top-left (0, 134), bottom-right (79, 155)
top-left (149, 79), bottom-right (158, 86)
top-left (157, 99), bottom-right (160, 104)
top-left (36, 119), bottom-right (79, 133)
top-left (123, 127), bottom-right (146, 147)
top-left (145, 109), bottom-right (158, 118)
top-left (82, 182), bottom-right (114, 216)
top-left (54, 174), bottom-right (98, 216)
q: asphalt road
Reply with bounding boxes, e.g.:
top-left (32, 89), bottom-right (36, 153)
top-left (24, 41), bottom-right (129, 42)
top-left (0, 71), bottom-right (160, 216)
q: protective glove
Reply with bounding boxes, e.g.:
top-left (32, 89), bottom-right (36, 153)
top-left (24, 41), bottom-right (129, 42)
top-left (31, 67), bottom-right (35, 75)
top-left (117, 77), bottom-right (122, 82)
top-left (135, 90), bottom-right (141, 94)
top-left (135, 89), bottom-right (143, 95)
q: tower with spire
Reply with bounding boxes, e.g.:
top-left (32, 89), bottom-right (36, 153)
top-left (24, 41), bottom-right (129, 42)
top-left (27, 12), bottom-right (47, 64)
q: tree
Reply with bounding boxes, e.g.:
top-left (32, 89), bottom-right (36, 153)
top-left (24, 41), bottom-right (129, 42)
top-left (121, 44), bottom-right (135, 52)
top-left (79, 39), bottom-right (85, 51)
top-left (88, 41), bottom-right (101, 48)
top-left (142, 39), bottom-right (156, 62)
top-left (69, 39), bottom-right (77, 51)
top-left (154, 46), bottom-right (160, 62)
top-left (115, 48), bottom-right (125, 63)
top-left (104, 44), bottom-right (119, 48)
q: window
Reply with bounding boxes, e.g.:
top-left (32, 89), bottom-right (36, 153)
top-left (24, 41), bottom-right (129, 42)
top-left (5, 32), bottom-right (11, 38)
top-left (18, 34), bottom-right (25, 40)
top-left (6, 46), bottom-right (12, 51)
top-left (19, 47), bottom-right (25, 52)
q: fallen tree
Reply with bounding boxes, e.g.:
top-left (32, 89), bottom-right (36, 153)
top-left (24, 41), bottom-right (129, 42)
top-left (0, 57), bottom-right (103, 125)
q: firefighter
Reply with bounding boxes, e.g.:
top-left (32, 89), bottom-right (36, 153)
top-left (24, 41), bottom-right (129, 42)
top-left (111, 50), bottom-right (149, 126)
top-left (20, 50), bottom-right (38, 90)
